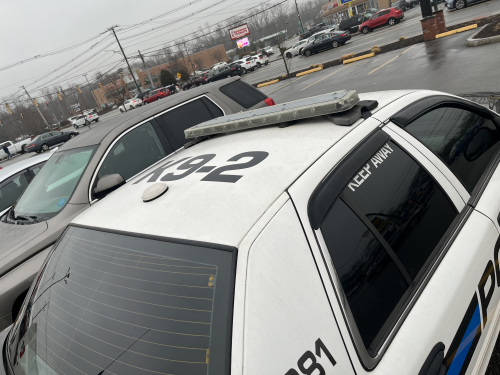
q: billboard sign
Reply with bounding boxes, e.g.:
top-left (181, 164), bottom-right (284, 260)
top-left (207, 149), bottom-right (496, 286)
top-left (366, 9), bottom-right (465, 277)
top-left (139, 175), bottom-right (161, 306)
top-left (229, 24), bottom-right (250, 40)
top-left (340, 0), bottom-right (352, 4)
top-left (236, 37), bottom-right (250, 49)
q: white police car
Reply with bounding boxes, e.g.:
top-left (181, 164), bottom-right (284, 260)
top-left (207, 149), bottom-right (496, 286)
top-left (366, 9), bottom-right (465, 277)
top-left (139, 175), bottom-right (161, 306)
top-left (3, 89), bottom-right (500, 375)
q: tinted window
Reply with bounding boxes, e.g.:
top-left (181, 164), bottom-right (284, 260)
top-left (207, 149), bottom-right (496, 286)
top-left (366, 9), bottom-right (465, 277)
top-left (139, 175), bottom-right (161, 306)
top-left (201, 97), bottom-right (224, 118)
top-left (404, 107), bottom-right (500, 193)
top-left (98, 122), bottom-right (166, 182)
top-left (41, 134), bottom-right (50, 140)
top-left (320, 140), bottom-right (457, 353)
top-left (219, 80), bottom-right (267, 109)
top-left (0, 171), bottom-right (30, 212)
top-left (321, 199), bottom-right (408, 353)
top-left (8, 226), bottom-right (236, 375)
top-left (155, 99), bottom-right (217, 149)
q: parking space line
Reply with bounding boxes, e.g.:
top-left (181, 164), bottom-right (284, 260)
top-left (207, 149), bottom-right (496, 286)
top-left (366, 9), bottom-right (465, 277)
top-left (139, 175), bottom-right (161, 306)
top-left (301, 64), bottom-right (351, 91)
top-left (368, 45), bottom-right (417, 75)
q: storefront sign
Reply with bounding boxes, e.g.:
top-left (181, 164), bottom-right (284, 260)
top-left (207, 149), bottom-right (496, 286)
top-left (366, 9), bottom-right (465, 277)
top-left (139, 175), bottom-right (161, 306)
top-left (229, 24), bottom-right (250, 40)
top-left (236, 37), bottom-right (250, 48)
top-left (340, 0), bottom-right (352, 4)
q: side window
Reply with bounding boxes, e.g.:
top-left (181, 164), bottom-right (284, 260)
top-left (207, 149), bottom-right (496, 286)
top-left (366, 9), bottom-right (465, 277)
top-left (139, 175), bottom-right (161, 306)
top-left (97, 122), bottom-right (166, 182)
top-left (41, 134), bottom-right (50, 140)
top-left (404, 107), bottom-right (500, 193)
top-left (0, 171), bottom-right (30, 212)
top-left (155, 99), bottom-right (218, 149)
top-left (29, 162), bottom-right (46, 176)
top-left (319, 140), bottom-right (457, 355)
top-left (219, 80), bottom-right (267, 109)
top-left (201, 97), bottom-right (224, 118)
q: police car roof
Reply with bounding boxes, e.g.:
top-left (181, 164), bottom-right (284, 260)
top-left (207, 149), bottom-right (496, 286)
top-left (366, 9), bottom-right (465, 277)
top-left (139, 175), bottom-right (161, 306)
top-left (72, 90), bottom-right (415, 247)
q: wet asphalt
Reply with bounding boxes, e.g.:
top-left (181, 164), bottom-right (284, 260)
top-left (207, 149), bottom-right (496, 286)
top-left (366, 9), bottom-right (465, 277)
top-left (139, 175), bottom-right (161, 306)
top-left (259, 27), bottom-right (500, 102)
top-left (243, 0), bottom-right (500, 85)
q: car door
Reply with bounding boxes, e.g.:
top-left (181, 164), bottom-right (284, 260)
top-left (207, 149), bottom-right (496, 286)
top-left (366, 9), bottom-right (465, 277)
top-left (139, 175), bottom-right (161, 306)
top-left (378, 10), bottom-right (391, 26)
top-left (289, 111), bottom-right (500, 375)
top-left (370, 11), bottom-right (383, 27)
top-left (353, 98), bottom-right (500, 375)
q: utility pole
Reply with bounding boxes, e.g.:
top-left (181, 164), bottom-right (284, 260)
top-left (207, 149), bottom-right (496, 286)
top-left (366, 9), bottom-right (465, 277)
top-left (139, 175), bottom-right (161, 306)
top-left (20, 86), bottom-right (50, 128)
top-left (108, 25), bottom-right (142, 93)
top-left (138, 50), bottom-right (154, 89)
top-left (84, 73), bottom-right (101, 109)
top-left (294, 0), bottom-right (304, 34)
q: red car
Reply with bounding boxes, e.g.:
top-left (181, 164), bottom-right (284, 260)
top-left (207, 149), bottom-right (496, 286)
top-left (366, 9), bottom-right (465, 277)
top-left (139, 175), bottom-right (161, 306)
top-left (358, 7), bottom-right (404, 34)
top-left (143, 88), bottom-right (170, 104)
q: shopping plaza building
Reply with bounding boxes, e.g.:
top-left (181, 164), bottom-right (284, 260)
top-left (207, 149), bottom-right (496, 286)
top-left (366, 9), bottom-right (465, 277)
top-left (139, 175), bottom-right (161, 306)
top-left (322, 0), bottom-right (391, 24)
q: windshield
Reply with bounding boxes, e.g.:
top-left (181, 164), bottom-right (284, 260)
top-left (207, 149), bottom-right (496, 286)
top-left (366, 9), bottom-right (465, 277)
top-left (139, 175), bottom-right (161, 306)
top-left (13, 146), bottom-right (95, 221)
top-left (7, 226), bottom-right (236, 375)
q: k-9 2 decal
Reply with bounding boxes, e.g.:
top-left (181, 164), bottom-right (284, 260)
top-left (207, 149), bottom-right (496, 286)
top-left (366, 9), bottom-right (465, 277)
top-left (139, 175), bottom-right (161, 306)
top-left (133, 151), bottom-right (269, 184)
top-left (285, 339), bottom-right (336, 375)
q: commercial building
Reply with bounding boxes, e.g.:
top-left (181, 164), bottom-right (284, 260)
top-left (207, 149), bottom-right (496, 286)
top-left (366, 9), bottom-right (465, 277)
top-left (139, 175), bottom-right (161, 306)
top-left (92, 45), bottom-right (228, 105)
top-left (322, 0), bottom-right (390, 24)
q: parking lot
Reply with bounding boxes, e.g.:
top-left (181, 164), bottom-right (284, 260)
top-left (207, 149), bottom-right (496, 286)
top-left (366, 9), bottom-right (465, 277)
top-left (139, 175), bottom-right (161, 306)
top-left (242, 0), bottom-right (500, 85)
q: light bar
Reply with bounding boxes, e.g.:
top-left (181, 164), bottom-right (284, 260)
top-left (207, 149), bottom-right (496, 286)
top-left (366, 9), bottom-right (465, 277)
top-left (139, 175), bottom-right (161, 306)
top-left (184, 90), bottom-right (360, 139)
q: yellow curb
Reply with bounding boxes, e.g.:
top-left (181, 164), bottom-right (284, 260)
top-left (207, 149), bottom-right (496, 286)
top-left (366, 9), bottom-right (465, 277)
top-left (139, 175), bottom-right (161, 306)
top-left (436, 24), bottom-right (477, 38)
top-left (343, 53), bottom-right (375, 64)
top-left (296, 66), bottom-right (323, 77)
top-left (257, 79), bottom-right (280, 88)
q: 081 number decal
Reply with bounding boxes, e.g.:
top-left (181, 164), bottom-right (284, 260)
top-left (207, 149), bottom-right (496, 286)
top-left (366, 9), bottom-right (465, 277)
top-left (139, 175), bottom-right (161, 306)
top-left (134, 151), bottom-right (269, 184)
top-left (285, 339), bottom-right (336, 375)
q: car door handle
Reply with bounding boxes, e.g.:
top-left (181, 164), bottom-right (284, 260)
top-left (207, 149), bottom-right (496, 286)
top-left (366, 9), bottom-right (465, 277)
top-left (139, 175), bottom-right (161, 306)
top-left (419, 343), bottom-right (446, 375)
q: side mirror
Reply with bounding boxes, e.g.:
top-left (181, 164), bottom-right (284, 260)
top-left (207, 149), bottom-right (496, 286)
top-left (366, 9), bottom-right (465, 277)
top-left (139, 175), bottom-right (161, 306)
top-left (93, 173), bottom-right (125, 199)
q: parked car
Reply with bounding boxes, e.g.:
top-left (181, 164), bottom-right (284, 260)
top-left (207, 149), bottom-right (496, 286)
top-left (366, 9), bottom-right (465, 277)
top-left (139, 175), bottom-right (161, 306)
top-left (0, 77), bottom-right (275, 332)
top-left (7, 89), bottom-right (500, 375)
top-left (68, 115), bottom-right (79, 124)
top-left (0, 150), bottom-right (55, 217)
top-left (25, 130), bottom-right (79, 153)
top-left (206, 65), bottom-right (234, 82)
top-left (133, 88), bottom-right (153, 100)
top-left (359, 7), bottom-right (404, 34)
top-left (236, 56), bottom-right (258, 73)
top-left (143, 88), bottom-right (170, 104)
top-left (256, 53), bottom-right (269, 67)
top-left (302, 31), bottom-right (352, 57)
top-left (83, 109), bottom-right (99, 124)
top-left (445, 0), bottom-right (474, 10)
top-left (285, 40), bottom-right (308, 58)
top-left (228, 62), bottom-right (244, 76)
top-left (119, 98), bottom-right (143, 112)
top-left (210, 62), bottom-right (227, 69)
top-left (397, 0), bottom-right (413, 10)
top-left (164, 83), bottom-right (180, 94)
top-left (0, 138), bottom-right (32, 160)
top-left (182, 76), bottom-right (207, 91)
top-left (339, 10), bottom-right (378, 34)
top-left (264, 46), bottom-right (274, 55)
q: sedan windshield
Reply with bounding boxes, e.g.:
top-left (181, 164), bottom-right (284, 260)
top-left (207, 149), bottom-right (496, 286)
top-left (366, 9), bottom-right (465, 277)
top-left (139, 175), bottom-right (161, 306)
top-left (13, 146), bottom-right (95, 221)
top-left (7, 226), bottom-right (236, 375)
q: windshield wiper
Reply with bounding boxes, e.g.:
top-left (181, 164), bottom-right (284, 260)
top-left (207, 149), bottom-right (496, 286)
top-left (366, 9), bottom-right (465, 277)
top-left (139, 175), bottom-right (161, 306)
top-left (14, 214), bottom-right (38, 223)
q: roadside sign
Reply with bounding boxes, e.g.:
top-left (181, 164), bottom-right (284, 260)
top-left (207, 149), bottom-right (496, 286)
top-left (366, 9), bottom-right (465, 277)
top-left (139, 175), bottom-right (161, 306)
top-left (229, 24), bottom-right (250, 40)
top-left (177, 72), bottom-right (182, 79)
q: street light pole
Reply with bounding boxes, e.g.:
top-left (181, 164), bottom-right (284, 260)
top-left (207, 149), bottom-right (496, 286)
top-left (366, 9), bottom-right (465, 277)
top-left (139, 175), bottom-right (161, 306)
top-left (84, 74), bottom-right (101, 109)
top-left (294, 0), bottom-right (304, 34)
top-left (108, 25), bottom-right (142, 93)
top-left (20, 86), bottom-right (50, 128)
top-left (138, 50), bottom-right (154, 89)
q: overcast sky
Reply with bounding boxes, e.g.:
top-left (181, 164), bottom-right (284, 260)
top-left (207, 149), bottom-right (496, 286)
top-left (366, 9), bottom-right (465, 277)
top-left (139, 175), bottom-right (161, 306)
top-left (0, 0), bottom-right (305, 101)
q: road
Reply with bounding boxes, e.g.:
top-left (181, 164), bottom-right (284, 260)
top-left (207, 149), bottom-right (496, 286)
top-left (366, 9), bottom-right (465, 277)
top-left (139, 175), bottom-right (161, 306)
top-left (242, 0), bottom-right (500, 85)
top-left (0, 108), bottom-right (121, 169)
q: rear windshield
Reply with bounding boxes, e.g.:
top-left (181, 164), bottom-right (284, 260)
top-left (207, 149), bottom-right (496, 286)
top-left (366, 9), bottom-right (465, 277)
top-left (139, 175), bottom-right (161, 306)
top-left (8, 226), bottom-right (236, 375)
top-left (219, 80), bottom-right (267, 109)
top-left (13, 146), bottom-right (95, 221)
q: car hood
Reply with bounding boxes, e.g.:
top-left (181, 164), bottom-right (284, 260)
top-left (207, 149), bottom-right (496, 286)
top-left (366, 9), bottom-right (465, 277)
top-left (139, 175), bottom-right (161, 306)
top-left (0, 221), bottom-right (48, 277)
